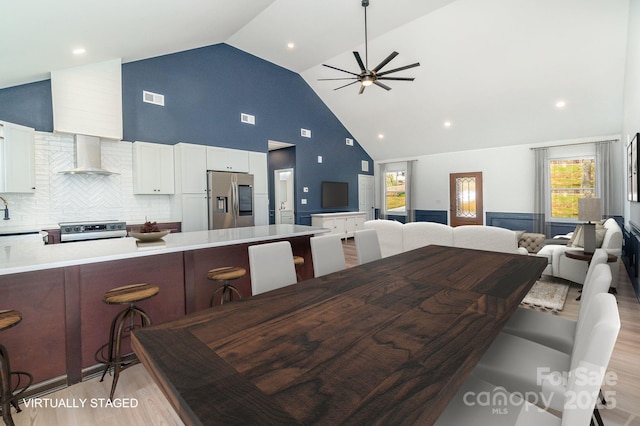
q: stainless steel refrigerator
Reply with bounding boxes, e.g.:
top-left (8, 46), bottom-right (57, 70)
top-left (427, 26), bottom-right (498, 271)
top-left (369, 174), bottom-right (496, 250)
top-left (207, 171), bottom-right (255, 229)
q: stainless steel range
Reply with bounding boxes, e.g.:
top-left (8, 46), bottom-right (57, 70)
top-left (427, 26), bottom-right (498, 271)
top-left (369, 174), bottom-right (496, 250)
top-left (59, 220), bottom-right (127, 242)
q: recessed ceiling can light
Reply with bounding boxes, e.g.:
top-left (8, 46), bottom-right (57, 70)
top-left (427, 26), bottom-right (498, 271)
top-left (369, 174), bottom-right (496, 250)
top-left (443, 121), bottom-right (452, 128)
top-left (555, 100), bottom-right (567, 109)
top-left (287, 42), bottom-right (295, 49)
top-left (73, 48), bottom-right (86, 55)
top-left (378, 134), bottom-right (384, 139)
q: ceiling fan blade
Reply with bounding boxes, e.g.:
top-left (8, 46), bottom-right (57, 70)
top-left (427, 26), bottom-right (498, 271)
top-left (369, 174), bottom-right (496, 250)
top-left (376, 62), bottom-right (421, 77)
top-left (318, 77), bottom-right (359, 81)
top-left (371, 51), bottom-right (399, 73)
top-left (334, 81), bottom-right (361, 91)
top-left (353, 51), bottom-right (366, 73)
top-left (322, 64), bottom-right (360, 76)
top-left (374, 81), bottom-right (392, 91)
top-left (377, 77), bottom-right (415, 81)
top-left (358, 85), bottom-right (366, 95)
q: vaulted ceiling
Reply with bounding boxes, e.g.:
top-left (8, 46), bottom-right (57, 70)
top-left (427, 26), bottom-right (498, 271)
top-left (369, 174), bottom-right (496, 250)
top-left (1, 0), bottom-right (630, 160)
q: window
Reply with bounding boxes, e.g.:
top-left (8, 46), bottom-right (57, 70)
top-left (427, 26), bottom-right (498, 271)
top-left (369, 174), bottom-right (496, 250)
top-left (385, 170), bottom-right (406, 214)
top-left (549, 157), bottom-right (595, 219)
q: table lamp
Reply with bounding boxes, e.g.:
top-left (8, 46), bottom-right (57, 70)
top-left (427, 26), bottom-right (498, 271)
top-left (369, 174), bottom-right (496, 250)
top-left (578, 197), bottom-right (602, 254)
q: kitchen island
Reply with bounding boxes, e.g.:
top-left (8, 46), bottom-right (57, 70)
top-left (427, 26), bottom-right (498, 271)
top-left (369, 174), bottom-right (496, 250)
top-left (0, 225), bottom-right (327, 395)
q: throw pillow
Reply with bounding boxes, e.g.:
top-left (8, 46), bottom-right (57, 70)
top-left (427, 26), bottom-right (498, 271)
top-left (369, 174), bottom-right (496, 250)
top-left (569, 224), bottom-right (606, 248)
top-left (567, 225), bottom-right (583, 247)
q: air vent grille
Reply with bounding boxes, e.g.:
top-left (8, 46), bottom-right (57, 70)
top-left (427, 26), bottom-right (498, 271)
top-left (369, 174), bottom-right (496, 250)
top-left (241, 113), bottom-right (255, 125)
top-left (143, 91), bottom-right (165, 106)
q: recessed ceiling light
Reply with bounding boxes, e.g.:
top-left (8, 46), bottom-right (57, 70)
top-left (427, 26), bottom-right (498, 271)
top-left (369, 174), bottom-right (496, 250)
top-left (378, 134), bottom-right (384, 139)
top-left (555, 100), bottom-right (567, 109)
top-left (72, 48), bottom-right (86, 55)
top-left (443, 121), bottom-right (452, 128)
top-left (287, 42), bottom-right (295, 49)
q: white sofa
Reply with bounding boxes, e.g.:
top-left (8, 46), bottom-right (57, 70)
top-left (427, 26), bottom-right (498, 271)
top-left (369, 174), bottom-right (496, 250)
top-left (364, 220), bottom-right (528, 256)
top-left (536, 217), bottom-right (622, 288)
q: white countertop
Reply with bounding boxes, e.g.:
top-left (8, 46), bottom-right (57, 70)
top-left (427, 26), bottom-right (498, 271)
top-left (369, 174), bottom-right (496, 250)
top-left (0, 225), bottom-right (329, 276)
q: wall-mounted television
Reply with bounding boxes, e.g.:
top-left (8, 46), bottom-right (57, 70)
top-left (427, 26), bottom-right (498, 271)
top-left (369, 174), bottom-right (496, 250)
top-left (322, 181), bottom-right (348, 208)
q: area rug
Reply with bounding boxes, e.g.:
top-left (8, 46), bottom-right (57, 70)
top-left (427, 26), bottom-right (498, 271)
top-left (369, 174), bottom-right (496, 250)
top-left (521, 279), bottom-right (570, 313)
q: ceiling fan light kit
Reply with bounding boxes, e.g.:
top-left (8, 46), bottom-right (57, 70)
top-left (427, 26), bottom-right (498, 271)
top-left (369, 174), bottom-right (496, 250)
top-left (319, 0), bottom-right (420, 94)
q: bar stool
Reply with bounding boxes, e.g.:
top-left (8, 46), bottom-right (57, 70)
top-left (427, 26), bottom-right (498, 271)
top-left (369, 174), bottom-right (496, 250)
top-left (1, 310), bottom-right (32, 426)
top-left (293, 256), bottom-right (304, 281)
top-left (95, 283), bottom-right (159, 400)
top-left (207, 266), bottom-right (246, 305)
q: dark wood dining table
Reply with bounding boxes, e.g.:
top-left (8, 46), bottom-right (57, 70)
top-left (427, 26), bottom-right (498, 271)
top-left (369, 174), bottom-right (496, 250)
top-left (132, 244), bottom-right (547, 425)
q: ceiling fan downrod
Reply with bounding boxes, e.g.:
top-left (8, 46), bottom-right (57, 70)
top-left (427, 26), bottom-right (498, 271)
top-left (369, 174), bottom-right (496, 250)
top-left (363, 0), bottom-right (369, 70)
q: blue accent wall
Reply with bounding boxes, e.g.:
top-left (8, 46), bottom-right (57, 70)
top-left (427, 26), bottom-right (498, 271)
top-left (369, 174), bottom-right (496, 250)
top-left (0, 43), bottom-right (373, 218)
top-left (0, 80), bottom-right (53, 131)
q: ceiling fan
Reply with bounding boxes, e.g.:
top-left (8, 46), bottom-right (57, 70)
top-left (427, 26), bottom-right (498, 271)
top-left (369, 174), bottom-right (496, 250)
top-left (319, 0), bottom-right (420, 95)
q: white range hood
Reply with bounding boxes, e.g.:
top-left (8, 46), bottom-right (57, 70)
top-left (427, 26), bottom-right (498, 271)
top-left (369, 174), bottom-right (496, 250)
top-left (51, 58), bottom-right (123, 140)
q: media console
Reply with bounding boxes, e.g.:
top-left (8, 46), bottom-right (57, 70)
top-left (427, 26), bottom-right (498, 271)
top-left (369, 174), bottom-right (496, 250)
top-left (311, 212), bottom-right (367, 239)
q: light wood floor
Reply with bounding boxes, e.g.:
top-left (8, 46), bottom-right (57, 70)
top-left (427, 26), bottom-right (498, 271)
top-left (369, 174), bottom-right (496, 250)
top-left (6, 240), bottom-right (640, 425)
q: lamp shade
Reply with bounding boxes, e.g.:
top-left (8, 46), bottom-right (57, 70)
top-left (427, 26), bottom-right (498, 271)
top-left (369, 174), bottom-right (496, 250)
top-left (578, 198), bottom-right (602, 222)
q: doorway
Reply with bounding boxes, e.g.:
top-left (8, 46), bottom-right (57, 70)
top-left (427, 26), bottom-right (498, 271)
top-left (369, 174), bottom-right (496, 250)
top-left (358, 174), bottom-right (375, 220)
top-left (449, 172), bottom-right (483, 226)
top-left (274, 168), bottom-right (295, 224)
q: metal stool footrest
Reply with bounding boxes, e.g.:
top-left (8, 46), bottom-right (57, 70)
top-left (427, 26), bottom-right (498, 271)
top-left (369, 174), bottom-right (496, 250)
top-left (1, 343), bottom-right (33, 426)
top-left (211, 284), bottom-right (243, 305)
top-left (95, 304), bottom-right (152, 400)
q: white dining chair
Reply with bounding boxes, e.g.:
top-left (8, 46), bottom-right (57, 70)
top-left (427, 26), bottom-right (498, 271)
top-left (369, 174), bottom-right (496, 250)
top-left (354, 229), bottom-right (382, 265)
top-left (436, 292), bottom-right (620, 426)
top-left (248, 241), bottom-right (297, 296)
top-left (310, 234), bottom-right (346, 277)
top-left (469, 292), bottom-right (619, 423)
top-left (503, 252), bottom-right (611, 354)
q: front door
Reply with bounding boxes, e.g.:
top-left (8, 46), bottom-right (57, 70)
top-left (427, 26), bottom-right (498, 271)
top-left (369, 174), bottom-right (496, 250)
top-left (449, 172), bottom-right (483, 226)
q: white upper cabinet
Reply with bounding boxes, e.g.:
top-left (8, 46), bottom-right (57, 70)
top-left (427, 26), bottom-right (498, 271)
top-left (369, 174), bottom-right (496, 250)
top-left (0, 121), bottom-right (36, 193)
top-left (132, 141), bottom-right (175, 194)
top-left (51, 59), bottom-right (123, 140)
top-left (174, 143), bottom-right (207, 193)
top-left (206, 146), bottom-right (249, 173)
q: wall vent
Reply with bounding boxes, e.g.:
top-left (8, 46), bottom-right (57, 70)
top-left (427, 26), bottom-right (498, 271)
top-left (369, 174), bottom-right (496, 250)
top-left (301, 128), bottom-right (311, 138)
top-left (241, 113), bottom-right (255, 125)
top-left (143, 91), bottom-right (165, 106)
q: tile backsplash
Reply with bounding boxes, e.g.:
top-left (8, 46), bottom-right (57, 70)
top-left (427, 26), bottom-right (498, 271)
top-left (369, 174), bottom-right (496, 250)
top-left (0, 132), bottom-right (174, 230)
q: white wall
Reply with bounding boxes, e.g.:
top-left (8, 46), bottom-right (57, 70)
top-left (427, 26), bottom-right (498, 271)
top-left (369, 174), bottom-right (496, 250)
top-left (0, 132), bottom-right (174, 230)
top-left (623, 0), bottom-right (640, 226)
top-left (377, 135), bottom-right (625, 223)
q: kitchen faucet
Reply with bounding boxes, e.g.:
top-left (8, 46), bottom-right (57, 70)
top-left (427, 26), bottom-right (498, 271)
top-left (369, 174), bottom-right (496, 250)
top-left (0, 196), bottom-right (9, 220)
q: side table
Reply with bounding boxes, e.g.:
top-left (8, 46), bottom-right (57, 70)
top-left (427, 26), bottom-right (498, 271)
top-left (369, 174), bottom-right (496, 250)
top-left (564, 250), bottom-right (618, 299)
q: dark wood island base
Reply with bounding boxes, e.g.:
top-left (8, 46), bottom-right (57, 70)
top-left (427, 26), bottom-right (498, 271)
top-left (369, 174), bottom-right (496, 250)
top-left (0, 232), bottom-right (315, 397)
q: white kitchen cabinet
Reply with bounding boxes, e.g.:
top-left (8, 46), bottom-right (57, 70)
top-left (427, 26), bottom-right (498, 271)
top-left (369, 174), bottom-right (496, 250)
top-left (254, 193), bottom-right (269, 226)
top-left (179, 193), bottom-right (208, 232)
top-left (248, 151), bottom-right (268, 193)
top-left (279, 210), bottom-right (294, 225)
top-left (311, 212), bottom-right (367, 239)
top-left (248, 151), bottom-right (269, 226)
top-left (174, 143), bottom-right (207, 193)
top-left (173, 143), bottom-right (208, 231)
top-left (132, 141), bottom-right (175, 194)
top-left (0, 121), bottom-right (36, 193)
top-left (206, 146), bottom-right (249, 173)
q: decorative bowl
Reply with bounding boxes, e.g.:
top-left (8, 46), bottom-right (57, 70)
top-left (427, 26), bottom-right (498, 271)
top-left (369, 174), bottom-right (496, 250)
top-left (128, 230), bottom-right (170, 242)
